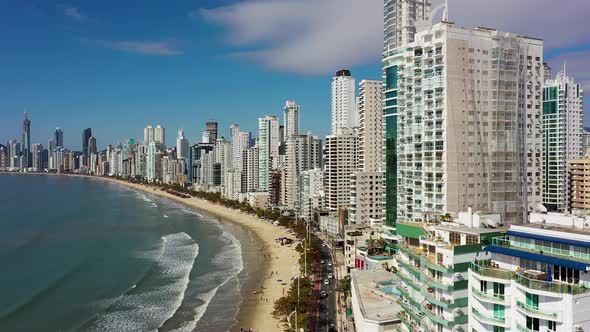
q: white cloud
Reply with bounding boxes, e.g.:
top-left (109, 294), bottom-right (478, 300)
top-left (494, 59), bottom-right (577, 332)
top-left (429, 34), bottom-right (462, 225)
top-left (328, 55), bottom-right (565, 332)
top-left (199, 0), bottom-right (383, 75)
top-left (58, 5), bottom-right (86, 22)
top-left (97, 40), bottom-right (184, 56)
top-left (198, 0), bottom-right (590, 75)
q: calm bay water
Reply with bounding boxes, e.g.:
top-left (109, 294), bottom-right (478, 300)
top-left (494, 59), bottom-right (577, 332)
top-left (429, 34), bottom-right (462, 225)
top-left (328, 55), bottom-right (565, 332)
top-left (0, 174), bottom-right (258, 331)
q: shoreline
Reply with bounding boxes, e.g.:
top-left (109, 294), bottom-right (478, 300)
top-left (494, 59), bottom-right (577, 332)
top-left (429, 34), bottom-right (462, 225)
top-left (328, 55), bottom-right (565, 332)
top-left (1, 172), bottom-right (298, 331)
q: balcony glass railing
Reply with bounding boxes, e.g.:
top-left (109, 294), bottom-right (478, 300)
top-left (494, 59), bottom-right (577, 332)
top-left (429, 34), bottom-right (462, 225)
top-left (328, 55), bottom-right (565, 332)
top-left (471, 307), bottom-right (505, 325)
top-left (469, 262), bottom-right (513, 280)
top-left (471, 287), bottom-right (507, 302)
top-left (514, 273), bottom-right (588, 295)
top-left (515, 300), bottom-right (559, 319)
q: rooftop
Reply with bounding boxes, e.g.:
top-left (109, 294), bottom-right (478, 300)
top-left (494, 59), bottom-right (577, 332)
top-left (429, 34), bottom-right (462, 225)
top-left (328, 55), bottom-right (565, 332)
top-left (351, 269), bottom-right (402, 324)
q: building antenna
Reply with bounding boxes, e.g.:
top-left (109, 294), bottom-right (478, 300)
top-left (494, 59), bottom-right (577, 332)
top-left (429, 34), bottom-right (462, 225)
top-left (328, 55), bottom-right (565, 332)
top-left (443, 0), bottom-right (449, 22)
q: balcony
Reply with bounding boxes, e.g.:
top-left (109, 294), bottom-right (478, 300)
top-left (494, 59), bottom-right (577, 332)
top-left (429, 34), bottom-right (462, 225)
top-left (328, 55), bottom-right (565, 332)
top-left (471, 307), bottom-right (507, 327)
top-left (422, 273), bottom-right (453, 291)
top-left (470, 262), bottom-right (513, 280)
top-left (471, 287), bottom-right (508, 304)
top-left (514, 272), bottom-right (589, 295)
top-left (515, 300), bottom-right (561, 321)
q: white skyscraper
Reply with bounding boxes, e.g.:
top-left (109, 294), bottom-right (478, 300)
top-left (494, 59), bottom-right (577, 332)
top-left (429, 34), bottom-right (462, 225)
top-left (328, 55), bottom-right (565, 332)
top-left (176, 129), bottom-right (189, 160)
top-left (383, 0), bottom-right (431, 52)
top-left (245, 145), bottom-right (260, 193)
top-left (331, 70), bottom-right (357, 135)
top-left (300, 169), bottom-right (324, 221)
top-left (284, 100), bottom-right (300, 139)
top-left (154, 125), bottom-right (165, 148)
top-left (147, 141), bottom-right (157, 181)
top-left (285, 133), bottom-right (321, 210)
top-left (144, 125), bottom-right (155, 145)
top-left (324, 129), bottom-right (358, 212)
top-left (350, 79), bottom-right (384, 224)
top-left (32, 143), bottom-right (43, 171)
top-left (394, 22), bottom-right (543, 224)
top-left (543, 71), bottom-right (585, 211)
top-left (258, 115), bottom-right (280, 191)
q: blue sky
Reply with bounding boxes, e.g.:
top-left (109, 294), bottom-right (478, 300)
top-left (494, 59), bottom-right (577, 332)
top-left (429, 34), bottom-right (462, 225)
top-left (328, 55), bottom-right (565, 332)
top-left (1, 0), bottom-right (588, 151)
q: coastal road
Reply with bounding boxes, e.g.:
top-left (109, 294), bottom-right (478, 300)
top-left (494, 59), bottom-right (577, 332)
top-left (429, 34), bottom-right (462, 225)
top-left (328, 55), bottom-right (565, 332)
top-left (316, 238), bottom-right (337, 332)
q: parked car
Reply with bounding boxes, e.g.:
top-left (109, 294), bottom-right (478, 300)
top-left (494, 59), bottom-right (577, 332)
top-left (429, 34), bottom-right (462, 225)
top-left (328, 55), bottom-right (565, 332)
top-left (321, 260), bottom-right (325, 264)
top-left (328, 273), bottom-right (333, 279)
top-left (324, 279), bottom-right (329, 285)
top-left (320, 291), bottom-right (327, 298)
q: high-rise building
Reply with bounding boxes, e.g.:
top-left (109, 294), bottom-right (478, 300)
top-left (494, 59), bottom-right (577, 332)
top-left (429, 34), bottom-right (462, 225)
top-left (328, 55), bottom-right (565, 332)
top-left (396, 216), bottom-right (498, 332)
top-left (258, 115), bottom-right (280, 191)
top-left (176, 129), bottom-right (189, 160)
top-left (570, 156), bottom-right (590, 213)
top-left (383, 0), bottom-right (431, 51)
top-left (154, 125), bottom-right (165, 148)
top-left (285, 133), bottom-right (321, 210)
top-left (147, 141), bottom-right (157, 181)
top-left (393, 23), bottom-right (543, 225)
top-left (383, 0), bottom-right (432, 231)
top-left (54, 128), bottom-right (63, 148)
top-left (351, 80), bottom-right (384, 225)
top-left (206, 121), bottom-right (218, 142)
top-left (214, 137), bottom-right (230, 186)
top-left (582, 128), bottom-right (590, 157)
top-left (22, 112), bottom-right (31, 168)
top-left (144, 125), bottom-right (165, 148)
top-left (468, 213), bottom-right (590, 332)
top-left (284, 100), bottom-right (300, 139)
top-left (245, 145), bottom-right (260, 193)
top-left (358, 80), bottom-right (383, 172)
top-left (8, 139), bottom-right (21, 169)
top-left (144, 125), bottom-right (154, 145)
top-left (32, 144), bottom-right (43, 171)
top-left (88, 136), bottom-right (97, 156)
top-left (542, 71), bottom-right (584, 212)
top-left (0, 144), bottom-right (8, 169)
top-left (300, 169), bottom-right (324, 221)
top-left (82, 128), bottom-right (92, 156)
top-left (324, 129), bottom-right (358, 212)
top-left (331, 70), bottom-right (357, 135)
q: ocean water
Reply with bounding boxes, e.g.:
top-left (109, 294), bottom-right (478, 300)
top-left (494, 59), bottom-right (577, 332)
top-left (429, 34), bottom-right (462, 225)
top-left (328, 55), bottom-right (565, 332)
top-left (0, 174), bottom-right (258, 332)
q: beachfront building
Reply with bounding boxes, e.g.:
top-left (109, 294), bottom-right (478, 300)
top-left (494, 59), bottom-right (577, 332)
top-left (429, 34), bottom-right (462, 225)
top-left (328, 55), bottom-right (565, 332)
top-left (258, 115), bottom-right (280, 191)
top-left (542, 71), bottom-right (585, 212)
top-left (331, 69), bottom-right (356, 135)
top-left (468, 212), bottom-right (590, 332)
top-left (299, 169), bottom-right (324, 221)
top-left (391, 22), bottom-right (543, 225)
top-left (22, 112), bottom-right (31, 168)
top-left (350, 269), bottom-right (402, 332)
top-left (350, 172), bottom-right (383, 225)
top-left (382, 0), bottom-right (432, 236)
top-left (0, 145), bottom-right (8, 170)
top-left (285, 133), bottom-right (322, 211)
top-left (570, 156), bottom-right (590, 214)
top-left (31, 143), bottom-right (43, 171)
top-left (345, 224), bottom-right (377, 273)
top-left (350, 79), bottom-right (384, 225)
top-left (176, 129), bottom-right (189, 161)
top-left (396, 215), bottom-right (504, 332)
top-left (324, 129), bottom-right (358, 212)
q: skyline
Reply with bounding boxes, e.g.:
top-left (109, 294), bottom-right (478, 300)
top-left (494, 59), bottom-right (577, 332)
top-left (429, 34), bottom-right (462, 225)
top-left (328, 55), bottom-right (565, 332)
top-left (1, 0), bottom-right (589, 149)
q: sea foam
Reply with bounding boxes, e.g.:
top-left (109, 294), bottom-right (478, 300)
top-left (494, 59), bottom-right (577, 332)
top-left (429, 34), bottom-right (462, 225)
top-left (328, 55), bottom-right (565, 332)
top-left (87, 232), bottom-right (198, 332)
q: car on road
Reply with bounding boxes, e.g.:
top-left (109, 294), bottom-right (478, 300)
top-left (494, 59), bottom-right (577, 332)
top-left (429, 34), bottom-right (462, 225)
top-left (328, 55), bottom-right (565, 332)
top-left (320, 291), bottom-right (327, 298)
top-left (321, 259), bottom-right (325, 264)
top-left (328, 273), bottom-right (333, 279)
top-left (321, 243), bottom-right (326, 247)
top-left (328, 262), bottom-right (332, 266)
top-left (324, 279), bottom-right (329, 285)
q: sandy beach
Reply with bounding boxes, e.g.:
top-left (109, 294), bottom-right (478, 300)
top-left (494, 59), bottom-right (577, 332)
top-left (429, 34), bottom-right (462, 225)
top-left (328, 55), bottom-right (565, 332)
top-left (104, 178), bottom-right (299, 332)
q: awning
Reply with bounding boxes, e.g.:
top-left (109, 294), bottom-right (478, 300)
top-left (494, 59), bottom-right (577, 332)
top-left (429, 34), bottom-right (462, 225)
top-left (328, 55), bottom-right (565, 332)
top-left (484, 245), bottom-right (590, 272)
top-left (508, 230), bottom-right (590, 249)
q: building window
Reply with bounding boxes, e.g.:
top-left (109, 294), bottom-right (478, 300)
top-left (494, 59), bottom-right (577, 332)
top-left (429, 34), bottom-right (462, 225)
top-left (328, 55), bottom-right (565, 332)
top-left (480, 280), bottom-right (487, 292)
top-left (450, 232), bottom-right (461, 245)
top-left (547, 320), bottom-right (556, 331)
top-left (526, 316), bottom-right (540, 331)
top-left (466, 234), bottom-right (478, 245)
